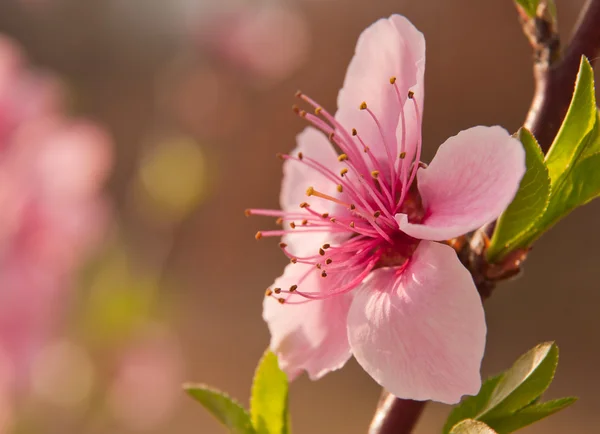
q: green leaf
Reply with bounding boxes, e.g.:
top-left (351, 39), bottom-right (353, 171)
top-left (450, 419), bottom-right (498, 434)
top-left (519, 57), bottom-right (600, 243)
top-left (250, 351), bottom-right (290, 434)
top-left (479, 342), bottom-right (558, 420)
top-left (485, 397), bottom-right (577, 433)
top-left (444, 375), bottom-right (503, 433)
top-left (514, 0), bottom-right (538, 18)
top-left (487, 128), bottom-right (550, 262)
top-left (185, 384), bottom-right (256, 434)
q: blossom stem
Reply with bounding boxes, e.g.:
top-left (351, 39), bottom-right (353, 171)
top-left (368, 2), bottom-right (600, 433)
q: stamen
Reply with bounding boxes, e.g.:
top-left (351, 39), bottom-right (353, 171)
top-left (306, 186), bottom-right (353, 208)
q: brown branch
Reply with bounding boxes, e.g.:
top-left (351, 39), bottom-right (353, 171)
top-left (368, 1), bottom-right (600, 433)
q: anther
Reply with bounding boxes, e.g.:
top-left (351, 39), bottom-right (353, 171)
top-left (274, 288), bottom-right (282, 294)
top-left (390, 76), bottom-right (397, 84)
top-left (363, 146), bottom-right (370, 153)
top-left (299, 110), bottom-right (307, 117)
top-left (265, 289), bottom-right (273, 296)
top-left (306, 186), bottom-right (315, 196)
top-left (349, 222), bottom-right (355, 228)
top-left (337, 184), bottom-right (343, 193)
top-left (244, 209), bottom-right (252, 217)
top-left (315, 107), bottom-right (323, 115)
top-left (298, 152), bottom-right (303, 160)
top-left (316, 263), bottom-right (322, 269)
top-left (300, 202), bottom-right (309, 208)
top-left (326, 258), bottom-right (333, 265)
top-left (359, 101), bottom-right (368, 110)
top-left (279, 242), bottom-right (288, 248)
top-left (340, 168), bottom-right (348, 177)
top-left (277, 298), bottom-right (285, 304)
top-left (323, 244), bottom-right (331, 249)
top-left (276, 153), bottom-right (285, 160)
top-left (291, 258), bottom-right (298, 264)
top-left (255, 232), bottom-right (263, 240)
top-left (292, 105), bottom-right (300, 114)
top-left (399, 152), bottom-right (406, 159)
top-left (319, 248), bottom-right (325, 256)
top-left (419, 162), bottom-right (428, 169)
top-left (351, 128), bottom-right (357, 136)
top-left (295, 90), bottom-right (303, 98)
top-left (371, 170), bottom-right (380, 179)
top-left (289, 285), bottom-right (298, 292)
top-left (301, 219), bottom-right (308, 225)
top-left (374, 211), bottom-right (382, 218)
top-left (321, 213), bottom-right (329, 218)
top-left (408, 90), bottom-right (415, 99)
top-left (338, 154), bottom-right (348, 162)
top-left (330, 218), bottom-right (336, 223)
top-left (276, 217), bottom-right (283, 225)
top-left (289, 222), bottom-right (296, 229)
top-left (328, 132), bottom-right (335, 142)
top-left (321, 271), bottom-right (328, 278)
top-left (350, 204), bottom-right (356, 210)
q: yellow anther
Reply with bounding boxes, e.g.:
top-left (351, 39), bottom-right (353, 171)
top-left (371, 170), bottom-right (380, 179)
top-left (337, 184), bottom-right (343, 193)
top-left (359, 101), bottom-right (368, 110)
top-left (265, 289), bottom-right (273, 296)
top-left (315, 107), bottom-right (323, 115)
top-left (277, 298), bottom-right (285, 304)
top-left (390, 76), bottom-right (397, 84)
top-left (306, 186), bottom-right (315, 196)
top-left (340, 168), bottom-right (348, 177)
top-left (255, 232), bottom-right (263, 240)
top-left (338, 154), bottom-right (348, 162)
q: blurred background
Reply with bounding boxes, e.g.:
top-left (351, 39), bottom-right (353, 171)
top-left (0, 0), bottom-right (598, 433)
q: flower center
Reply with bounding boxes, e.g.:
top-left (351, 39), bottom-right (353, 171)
top-left (249, 79), bottom-right (425, 305)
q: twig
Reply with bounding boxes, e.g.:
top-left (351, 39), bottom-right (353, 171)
top-left (368, 1), bottom-right (600, 433)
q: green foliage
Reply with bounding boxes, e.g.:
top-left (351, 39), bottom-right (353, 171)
top-left (445, 343), bottom-right (576, 434)
top-left (514, 0), bottom-right (539, 18)
top-left (185, 385), bottom-right (256, 434)
top-left (450, 419), bottom-right (498, 434)
top-left (487, 129), bottom-right (550, 262)
top-left (250, 351), bottom-right (291, 434)
top-left (186, 351), bottom-right (291, 434)
top-left (485, 398), bottom-right (577, 433)
top-left (488, 57), bottom-right (600, 261)
top-left (521, 57), bottom-right (600, 244)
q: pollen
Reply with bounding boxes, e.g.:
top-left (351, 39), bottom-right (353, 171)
top-left (255, 231), bottom-right (263, 240)
top-left (265, 289), bottom-right (273, 296)
top-left (390, 76), bottom-right (397, 84)
top-left (337, 184), bottom-right (343, 193)
top-left (359, 101), bottom-right (368, 110)
top-left (371, 170), bottom-right (380, 179)
top-left (315, 107), bottom-right (323, 115)
top-left (277, 298), bottom-right (285, 304)
top-left (338, 154), bottom-right (348, 162)
top-left (340, 168), bottom-right (348, 177)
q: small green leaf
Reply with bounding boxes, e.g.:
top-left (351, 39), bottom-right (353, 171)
top-left (519, 57), bottom-right (599, 243)
top-left (485, 397), bottom-right (577, 433)
top-left (479, 342), bottom-right (558, 420)
top-left (450, 419), bottom-right (498, 434)
top-left (185, 384), bottom-right (256, 434)
top-left (487, 128), bottom-right (550, 262)
top-left (250, 351), bottom-right (290, 434)
top-left (443, 375), bottom-right (504, 434)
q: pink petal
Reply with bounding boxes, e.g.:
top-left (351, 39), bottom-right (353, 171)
top-left (397, 126), bottom-right (525, 241)
top-left (336, 15), bottom-right (425, 162)
top-left (263, 263), bottom-right (353, 381)
top-left (280, 127), bottom-right (341, 255)
top-left (347, 241), bottom-right (486, 404)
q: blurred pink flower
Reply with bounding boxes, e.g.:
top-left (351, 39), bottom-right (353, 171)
top-left (249, 15), bottom-right (525, 403)
top-left (0, 35), bottom-right (112, 392)
top-left (194, 4), bottom-right (310, 82)
top-left (108, 327), bottom-right (184, 431)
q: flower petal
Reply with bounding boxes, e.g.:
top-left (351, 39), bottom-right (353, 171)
top-left (263, 263), bottom-right (353, 381)
top-left (347, 241), bottom-right (486, 404)
top-left (280, 127), bottom-right (340, 254)
top-left (397, 126), bottom-right (526, 241)
top-left (336, 15), bottom-right (425, 162)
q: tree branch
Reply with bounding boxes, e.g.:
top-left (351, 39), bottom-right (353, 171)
top-left (368, 1), bottom-right (600, 433)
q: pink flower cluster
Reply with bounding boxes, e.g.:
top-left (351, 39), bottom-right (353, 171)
top-left (0, 36), bottom-right (112, 397)
top-left (249, 16), bottom-right (525, 404)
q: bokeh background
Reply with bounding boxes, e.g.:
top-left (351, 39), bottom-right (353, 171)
top-left (0, 0), bottom-right (598, 433)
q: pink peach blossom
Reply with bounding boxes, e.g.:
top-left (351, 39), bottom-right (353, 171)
top-left (248, 15), bottom-right (525, 404)
top-left (0, 35), bottom-right (112, 392)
